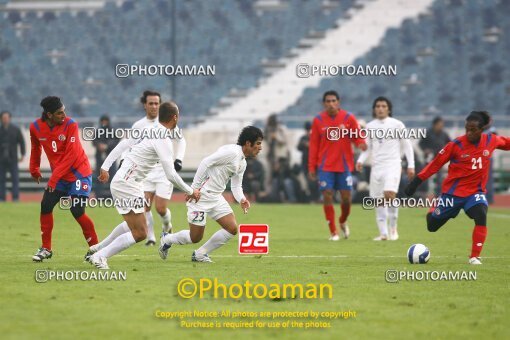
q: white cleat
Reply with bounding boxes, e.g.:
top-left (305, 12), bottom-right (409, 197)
top-left (89, 255), bottom-right (110, 270)
top-left (192, 251), bottom-right (213, 263)
top-left (328, 234), bottom-right (340, 241)
top-left (389, 228), bottom-right (399, 241)
top-left (158, 233), bottom-right (171, 260)
top-left (468, 257), bottom-right (482, 265)
top-left (373, 235), bottom-right (388, 241)
top-left (340, 223), bottom-right (350, 239)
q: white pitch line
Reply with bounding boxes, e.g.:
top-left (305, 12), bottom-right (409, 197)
top-left (491, 213), bottom-right (510, 219)
top-left (11, 254), bottom-right (510, 259)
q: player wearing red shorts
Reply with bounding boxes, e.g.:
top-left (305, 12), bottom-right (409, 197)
top-left (30, 96), bottom-right (98, 261)
top-left (405, 111), bottom-right (510, 264)
top-left (308, 91), bottom-right (367, 240)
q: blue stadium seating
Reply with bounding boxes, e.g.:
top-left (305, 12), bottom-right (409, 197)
top-left (280, 0), bottom-right (509, 127)
top-left (0, 0), bottom-right (352, 122)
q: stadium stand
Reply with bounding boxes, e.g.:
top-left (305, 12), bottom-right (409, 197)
top-left (0, 0), bottom-right (353, 123)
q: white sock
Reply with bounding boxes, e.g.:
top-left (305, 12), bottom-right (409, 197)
top-left (196, 229), bottom-right (234, 255)
top-left (90, 221), bottom-right (129, 253)
top-left (376, 207), bottom-right (388, 236)
top-left (161, 208), bottom-right (172, 233)
top-left (145, 211), bottom-right (155, 241)
top-left (94, 232), bottom-right (136, 259)
top-left (163, 230), bottom-right (192, 245)
top-left (388, 207), bottom-right (399, 230)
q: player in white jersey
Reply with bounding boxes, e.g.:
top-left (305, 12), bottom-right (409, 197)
top-left (159, 126), bottom-right (264, 263)
top-left (85, 102), bottom-right (200, 269)
top-left (130, 91), bottom-right (187, 246)
top-left (356, 97), bottom-right (415, 241)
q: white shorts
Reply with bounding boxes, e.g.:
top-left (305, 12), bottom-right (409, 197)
top-left (369, 165), bottom-right (402, 198)
top-left (110, 176), bottom-right (146, 215)
top-left (143, 168), bottom-right (173, 200)
top-left (186, 194), bottom-right (233, 227)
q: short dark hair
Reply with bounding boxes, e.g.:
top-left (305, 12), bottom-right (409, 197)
top-left (158, 102), bottom-right (179, 123)
top-left (1, 111), bottom-right (11, 118)
top-left (40, 96), bottom-right (63, 120)
top-left (466, 111), bottom-right (491, 130)
top-left (322, 90), bottom-right (339, 102)
top-left (140, 90), bottom-right (161, 104)
top-left (432, 116), bottom-right (443, 126)
top-left (372, 96), bottom-right (393, 118)
top-left (237, 126), bottom-right (263, 146)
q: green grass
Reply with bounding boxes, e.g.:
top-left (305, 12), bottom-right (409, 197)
top-left (1, 202), bottom-right (509, 339)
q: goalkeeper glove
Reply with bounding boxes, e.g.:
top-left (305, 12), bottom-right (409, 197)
top-left (404, 176), bottom-right (423, 196)
top-left (174, 159), bottom-right (182, 172)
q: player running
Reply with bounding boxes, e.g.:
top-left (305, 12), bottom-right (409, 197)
top-left (405, 111), bottom-right (510, 265)
top-left (309, 90), bottom-right (367, 241)
top-left (86, 102), bottom-right (199, 269)
top-left (127, 91), bottom-right (187, 246)
top-left (29, 96), bottom-right (98, 261)
top-left (356, 97), bottom-right (415, 241)
top-left (158, 126), bottom-right (263, 263)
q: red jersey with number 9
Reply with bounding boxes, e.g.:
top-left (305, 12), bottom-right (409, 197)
top-left (418, 133), bottom-right (510, 197)
top-left (29, 117), bottom-right (92, 189)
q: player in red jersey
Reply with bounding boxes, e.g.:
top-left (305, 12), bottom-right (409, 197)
top-left (308, 91), bottom-right (367, 240)
top-left (29, 96), bottom-right (98, 261)
top-left (405, 111), bottom-right (510, 265)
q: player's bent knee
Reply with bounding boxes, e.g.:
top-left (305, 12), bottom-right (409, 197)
top-left (466, 204), bottom-right (487, 226)
top-left (190, 234), bottom-right (203, 243)
top-left (426, 213), bottom-right (448, 232)
top-left (70, 205), bottom-right (85, 219)
top-left (40, 195), bottom-right (58, 214)
top-left (131, 228), bottom-right (147, 242)
top-left (156, 206), bottom-right (167, 216)
top-left (227, 226), bottom-right (238, 236)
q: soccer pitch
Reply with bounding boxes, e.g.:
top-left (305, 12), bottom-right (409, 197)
top-left (1, 203), bottom-right (509, 339)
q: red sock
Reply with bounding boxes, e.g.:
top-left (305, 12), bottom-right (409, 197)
top-left (75, 214), bottom-right (98, 246)
top-left (41, 213), bottom-right (54, 250)
top-left (323, 205), bottom-right (337, 235)
top-left (470, 225), bottom-right (487, 258)
top-left (339, 202), bottom-right (351, 224)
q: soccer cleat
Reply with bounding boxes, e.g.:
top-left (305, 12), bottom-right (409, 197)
top-left (373, 235), bottom-right (388, 241)
top-left (158, 233), bottom-right (171, 260)
top-left (32, 247), bottom-right (53, 262)
top-left (389, 227), bottom-right (399, 241)
top-left (145, 239), bottom-right (156, 246)
top-left (89, 255), bottom-right (110, 270)
top-left (328, 234), bottom-right (340, 241)
top-left (468, 257), bottom-right (482, 265)
top-left (192, 251), bottom-right (213, 263)
top-left (340, 223), bottom-right (350, 239)
top-left (84, 249), bottom-right (95, 262)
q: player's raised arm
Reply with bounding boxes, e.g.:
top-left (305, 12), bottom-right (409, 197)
top-left (101, 137), bottom-right (138, 172)
top-left (29, 123), bottom-right (42, 183)
top-left (154, 138), bottom-right (194, 197)
top-left (495, 134), bottom-right (510, 150)
top-left (405, 141), bottom-right (453, 196)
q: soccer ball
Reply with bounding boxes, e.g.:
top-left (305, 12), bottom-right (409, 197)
top-left (407, 244), bottom-right (430, 264)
